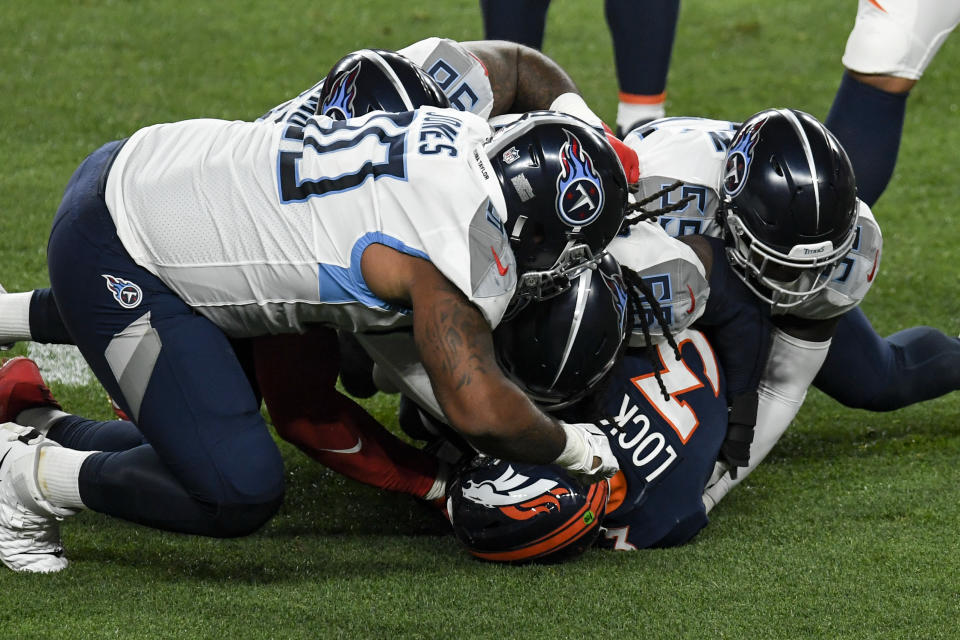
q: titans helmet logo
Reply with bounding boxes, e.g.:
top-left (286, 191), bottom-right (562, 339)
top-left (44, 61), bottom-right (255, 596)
top-left (462, 463), bottom-right (570, 521)
top-left (555, 130), bottom-right (605, 227)
top-left (102, 274), bottom-right (142, 309)
top-left (319, 62), bottom-right (361, 120)
top-left (601, 269), bottom-right (629, 337)
top-left (723, 116), bottom-right (767, 197)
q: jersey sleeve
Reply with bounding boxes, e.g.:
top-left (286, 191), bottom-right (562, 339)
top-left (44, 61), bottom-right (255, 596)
top-left (399, 38), bottom-right (494, 119)
top-left (786, 200), bottom-right (882, 320)
top-left (255, 38), bottom-right (494, 129)
top-left (607, 222), bottom-right (710, 347)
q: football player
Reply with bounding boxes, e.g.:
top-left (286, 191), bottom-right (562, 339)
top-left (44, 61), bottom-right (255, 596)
top-left (479, 0), bottom-right (681, 134)
top-left (825, 0), bottom-right (960, 207)
top-left (618, 109), bottom-right (960, 509)
top-left (0, 62), bottom-right (634, 573)
top-left (445, 323), bottom-right (729, 561)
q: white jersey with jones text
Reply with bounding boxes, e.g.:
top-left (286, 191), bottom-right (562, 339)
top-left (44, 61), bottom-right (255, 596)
top-left (258, 38), bottom-right (493, 128)
top-left (104, 107), bottom-right (515, 337)
top-left (623, 117), bottom-right (883, 320)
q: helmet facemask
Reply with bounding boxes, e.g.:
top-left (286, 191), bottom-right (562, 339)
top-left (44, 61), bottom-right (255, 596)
top-left (723, 205), bottom-right (858, 309)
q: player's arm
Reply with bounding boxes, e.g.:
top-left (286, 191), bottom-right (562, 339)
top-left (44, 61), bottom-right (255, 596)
top-left (460, 40), bottom-right (579, 115)
top-left (361, 243), bottom-right (616, 478)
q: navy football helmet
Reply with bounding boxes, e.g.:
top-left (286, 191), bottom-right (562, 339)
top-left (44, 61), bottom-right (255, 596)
top-left (484, 111), bottom-right (628, 301)
top-left (495, 254), bottom-right (628, 410)
top-left (316, 49), bottom-right (449, 119)
top-left (447, 456), bottom-right (609, 564)
top-left (719, 108), bottom-right (859, 308)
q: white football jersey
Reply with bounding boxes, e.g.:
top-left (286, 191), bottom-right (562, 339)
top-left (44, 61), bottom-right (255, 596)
top-left (623, 117), bottom-right (883, 320)
top-left (104, 107), bottom-right (516, 337)
top-left (607, 221), bottom-right (710, 347)
top-left (258, 38), bottom-right (494, 128)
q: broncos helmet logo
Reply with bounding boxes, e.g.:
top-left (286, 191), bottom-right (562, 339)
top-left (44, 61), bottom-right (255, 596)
top-left (319, 62), bottom-right (361, 120)
top-left (462, 463), bottom-right (571, 521)
top-left (555, 130), bottom-right (605, 227)
top-left (723, 116), bottom-right (767, 197)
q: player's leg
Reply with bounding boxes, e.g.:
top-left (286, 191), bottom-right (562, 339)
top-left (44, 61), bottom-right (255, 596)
top-left (479, 0), bottom-right (551, 49)
top-left (0, 356), bottom-right (146, 451)
top-left (0, 285), bottom-right (71, 346)
top-left (826, 0), bottom-right (960, 206)
top-left (813, 307), bottom-right (960, 411)
top-left (41, 140), bottom-right (283, 537)
top-left (605, 0), bottom-right (680, 136)
top-left (255, 330), bottom-right (446, 501)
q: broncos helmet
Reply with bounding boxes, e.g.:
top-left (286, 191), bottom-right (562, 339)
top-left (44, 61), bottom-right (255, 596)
top-left (494, 253), bottom-right (628, 410)
top-left (484, 111), bottom-right (628, 301)
top-left (447, 456), bottom-right (609, 564)
top-left (316, 49), bottom-right (449, 119)
top-left (719, 108), bottom-right (859, 309)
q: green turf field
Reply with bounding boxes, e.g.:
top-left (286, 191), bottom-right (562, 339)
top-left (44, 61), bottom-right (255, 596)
top-left (1, 1), bottom-right (959, 638)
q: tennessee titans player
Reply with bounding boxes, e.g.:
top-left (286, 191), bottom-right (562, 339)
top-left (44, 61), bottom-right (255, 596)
top-left (0, 79), bottom-right (635, 574)
top-left (618, 109), bottom-right (960, 509)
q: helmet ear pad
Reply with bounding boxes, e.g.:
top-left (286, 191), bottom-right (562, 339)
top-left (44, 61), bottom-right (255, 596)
top-left (447, 456), bottom-right (609, 564)
top-left (316, 49), bottom-right (450, 119)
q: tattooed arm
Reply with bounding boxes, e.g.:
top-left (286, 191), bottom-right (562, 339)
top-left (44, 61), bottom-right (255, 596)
top-left (460, 40), bottom-right (579, 116)
top-left (361, 243), bottom-right (565, 463)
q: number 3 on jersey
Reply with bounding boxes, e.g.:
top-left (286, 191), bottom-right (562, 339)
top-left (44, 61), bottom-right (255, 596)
top-left (278, 112), bottom-right (414, 203)
top-left (631, 331), bottom-right (721, 443)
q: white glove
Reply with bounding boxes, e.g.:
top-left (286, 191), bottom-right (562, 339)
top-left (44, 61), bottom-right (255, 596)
top-left (553, 420), bottom-right (619, 485)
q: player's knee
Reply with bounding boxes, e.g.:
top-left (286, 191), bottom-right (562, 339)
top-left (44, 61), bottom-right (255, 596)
top-left (846, 70), bottom-right (916, 94)
top-left (206, 486), bottom-right (285, 538)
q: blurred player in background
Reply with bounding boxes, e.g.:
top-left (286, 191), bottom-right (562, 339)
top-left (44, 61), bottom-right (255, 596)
top-left (479, 0), bottom-right (681, 135)
top-left (825, 0), bottom-right (960, 208)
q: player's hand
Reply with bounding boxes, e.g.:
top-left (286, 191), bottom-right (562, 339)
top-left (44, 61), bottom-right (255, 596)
top-left (602, 123), bottom-right (640, 185)
top-left (553, 420), bottom-right (619, 485)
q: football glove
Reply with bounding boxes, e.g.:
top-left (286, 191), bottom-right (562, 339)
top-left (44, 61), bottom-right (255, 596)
top-left (553, 420), bottom-right (619, 485)
top-left (718, 391), bottom-right (759, 478)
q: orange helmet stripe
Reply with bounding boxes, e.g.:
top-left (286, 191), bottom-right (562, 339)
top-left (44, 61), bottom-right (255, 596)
top-left (470, 481), bottom-right (609, 562)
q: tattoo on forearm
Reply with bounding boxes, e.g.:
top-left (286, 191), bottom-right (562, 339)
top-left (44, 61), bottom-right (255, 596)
top-left (418, 281), bottom-right (493, 391)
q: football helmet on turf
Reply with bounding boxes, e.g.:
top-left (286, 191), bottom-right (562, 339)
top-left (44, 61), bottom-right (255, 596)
top-left (719, 108), bottom-right (859, 309)
top-left (495, 253), bottom-right (628, 410)
top-left (485, 111), bottom-right (628, 301)
top-left (316, 49), bottom-right (449, 119)
top-left (447, 456), bottom-right (608, 564)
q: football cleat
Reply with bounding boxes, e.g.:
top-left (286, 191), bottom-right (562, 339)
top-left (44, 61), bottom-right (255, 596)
top-left (0, 423), bottom-right (71, 573)
top-left (0, 357), bottom-right (62, 424)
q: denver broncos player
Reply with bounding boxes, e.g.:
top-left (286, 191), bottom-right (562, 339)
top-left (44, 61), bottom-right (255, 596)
top-left (445, 324), bottom-right (728, 560)
top-left (0, 71), bottom-right (633, 573)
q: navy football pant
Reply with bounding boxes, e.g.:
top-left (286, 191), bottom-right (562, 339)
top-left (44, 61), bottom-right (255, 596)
top-left (46, 140), bottom-right (284, 537)
top-left (480, 0), bottom-right (679, 96)
top-left (814, 306), bottom-right (960, 411)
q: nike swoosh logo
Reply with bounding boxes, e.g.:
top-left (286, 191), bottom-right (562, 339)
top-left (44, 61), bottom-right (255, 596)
top-left (0, 450), bottom-right (10, 477)
top-left (868, 0), bottom-right (886, 12)
top-left (686, 285), bottom-right (696, 314)
top-left (867, 250), bottom-right (880, 282)
top-left (315, 438), bottom-right (362, 455)
top-left (491, 246), bottom-right (509, 276)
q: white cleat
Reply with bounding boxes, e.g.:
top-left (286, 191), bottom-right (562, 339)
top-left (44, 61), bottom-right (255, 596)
top-left (0, 423), bottom-right (70, 573)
